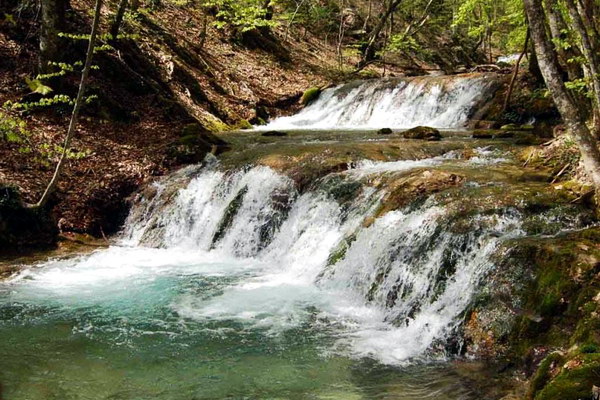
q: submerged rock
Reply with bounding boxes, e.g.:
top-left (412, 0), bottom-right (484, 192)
top-left (402, 126), bottom-right (442, 141)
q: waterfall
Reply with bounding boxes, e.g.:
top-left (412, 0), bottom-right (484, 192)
top-left (115, 151), bottom-right (522, 364)
top-left (260, 73), bottom-right (500, 130)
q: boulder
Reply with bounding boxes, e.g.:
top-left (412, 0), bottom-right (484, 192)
top-left (402, 126), bottom-right (442, 141)
top-left (378, 128), bottom-right (393, 135)
top-left (300, 87), bottom-right (322, 106)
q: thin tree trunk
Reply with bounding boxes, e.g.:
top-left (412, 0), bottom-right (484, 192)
top-left (199, 12), bottom-right (208, 49)
top-left (359, 0), bottom-right (403, 68)
top-left (502, 27), bottom-right (530, 114)
top-left (34, 0), bottom-right (103, 208)
top-left (284, 0), bottom-right (307, 42)
top-left (337, 0), bottom-right (346, 70)
top-left (110, 0), bottom-right (128, 40)
top-left (524, 0), bottom-right (600, 204)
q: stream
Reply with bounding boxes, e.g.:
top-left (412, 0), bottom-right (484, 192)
top-left (0, 75), bottom-right (587, 399)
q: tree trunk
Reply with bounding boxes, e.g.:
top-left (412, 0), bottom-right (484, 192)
top-left (359, 0), bottom-right (403, 68)
top-left (110, 0), bottom-right (128, 40)
top-left (502, 28), bottom-right (530, 114)
top-left (524, 0), bottom-right (600, 203)
top-left (544, 0), bottom-right (582, 81)
top-left (199, 12), bottom-right (208, 50)
top-left (565, 0), bottom-right (600, 135)
top-left (34, 0), bottom-right (103, 208)
top-left (39, 0), bottom-right (67, 73)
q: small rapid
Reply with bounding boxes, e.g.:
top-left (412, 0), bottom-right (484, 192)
top-left (260, 73), bottom-right (500, 130)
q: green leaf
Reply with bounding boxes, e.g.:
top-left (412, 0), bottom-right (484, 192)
top-left (25, 77), bottom-right (54, 95)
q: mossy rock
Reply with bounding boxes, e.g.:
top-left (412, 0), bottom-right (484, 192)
top-left (211, 186), bottom-right (247, 246)
top-left (235, 119), bottom-right (253, 130)
top-left (402, 126), bottom-right (442, 141)
top-left (501, 124), bottom-right (520, 130)
top-left (535, 354), bottom-right (600, 400)
top-left (528, 352), bottom-right (565, 399)
top-left (301, 87), bottom-right (322, 106)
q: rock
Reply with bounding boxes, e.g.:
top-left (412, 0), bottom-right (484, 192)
top-left (300, 87), bottom-right (322, 106)
top-left (493, 131), bottom-right (516, 139)
top-left (262, 131), bottom-right (287, 137)
top-left (235, 119), bottom-right (253, 130)
top-left (378, 128), bottom-right (393, 135)
top-left (520, 124), bottom-right (535, 131)
top-left (472, 130), bottom-right (494, 139)
top-left (402, 126), bottom-right (442, 141)
top-left (500, 123), bottom-right (520, 130)
top-left (470, 120), bottom-right (499, 129)
top-left (168, 132), bottom-right (229, 164)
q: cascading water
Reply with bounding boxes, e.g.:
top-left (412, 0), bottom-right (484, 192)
top-left (260, 73), bottom-right (500, 130)
top-left (119, 154), bottom-right (523, 363)
top-left (0, 141), bottom-right (583, 399)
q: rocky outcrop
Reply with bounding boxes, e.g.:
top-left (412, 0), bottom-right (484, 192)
top-left (463, 228), bottom-right (600, 400)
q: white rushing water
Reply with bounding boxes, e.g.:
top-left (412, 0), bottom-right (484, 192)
top-left (5, 151), bottom-right (524, 365)
top-left (260, 74), bottom-right (499, 130)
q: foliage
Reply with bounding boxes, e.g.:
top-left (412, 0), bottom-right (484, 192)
top-left (0, 111), bottom-right (29, 145)
top-left (206, 0), bottom-right (279, 31)
top-left (452, 0), bottom-right (526, 53)
top-left (386, 34), bottom-right (421, 54)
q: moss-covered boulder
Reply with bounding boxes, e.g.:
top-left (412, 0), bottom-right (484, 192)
top-left (300, 87), bottom-right (322, 106)
top-left (402, 126), bottom-right (442, 141)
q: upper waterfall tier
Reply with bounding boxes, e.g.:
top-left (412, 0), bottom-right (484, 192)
top-left (260, 73), bottom-right (500, 130)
